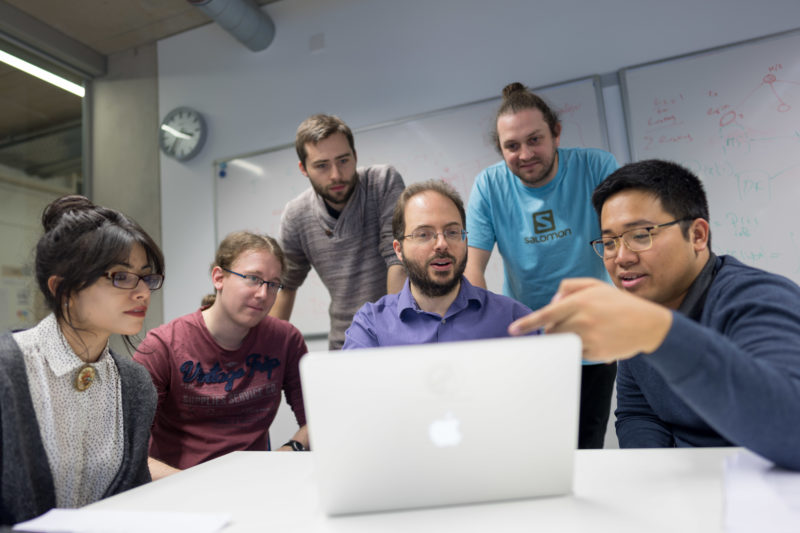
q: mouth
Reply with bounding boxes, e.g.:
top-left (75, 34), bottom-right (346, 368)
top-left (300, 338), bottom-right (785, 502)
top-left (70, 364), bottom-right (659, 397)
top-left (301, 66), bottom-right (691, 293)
top-left (125, 307), bottom-right (148, 318)
top-left (428, 256), bottom-right (454, 272)
top-left (618, 272), bottom-right (646, 290)
top-left (329, 184), bottom-right (347, 193)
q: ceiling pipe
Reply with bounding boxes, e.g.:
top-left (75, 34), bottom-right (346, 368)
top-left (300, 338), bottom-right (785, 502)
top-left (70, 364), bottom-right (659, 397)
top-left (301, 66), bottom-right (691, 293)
top-left (188, 0), bottom-right (275, 52)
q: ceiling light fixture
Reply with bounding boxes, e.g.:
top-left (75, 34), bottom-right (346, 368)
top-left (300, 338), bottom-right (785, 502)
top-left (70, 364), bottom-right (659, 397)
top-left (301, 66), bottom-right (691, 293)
top-left (0, 49), bottom-right (84, 97)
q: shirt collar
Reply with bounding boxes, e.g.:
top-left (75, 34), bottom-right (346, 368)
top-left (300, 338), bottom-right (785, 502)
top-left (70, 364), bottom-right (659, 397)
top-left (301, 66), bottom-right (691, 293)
top-left (39, 314), bottom-right (112, 378)
top-left (677, 253), bottom-right (718, 320)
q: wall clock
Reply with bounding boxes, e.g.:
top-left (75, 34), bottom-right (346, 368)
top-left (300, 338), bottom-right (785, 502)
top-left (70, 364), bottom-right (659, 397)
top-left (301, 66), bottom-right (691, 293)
top-left (159, 107), bottom-right (207, 161)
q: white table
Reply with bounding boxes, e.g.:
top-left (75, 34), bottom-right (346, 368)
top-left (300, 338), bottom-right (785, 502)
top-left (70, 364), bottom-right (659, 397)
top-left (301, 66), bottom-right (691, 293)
top-left (88, 448), bottom-right (738, 532)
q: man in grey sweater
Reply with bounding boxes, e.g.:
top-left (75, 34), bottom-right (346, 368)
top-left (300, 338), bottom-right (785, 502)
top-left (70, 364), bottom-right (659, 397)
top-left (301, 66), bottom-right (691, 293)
top-left (270, 114), bottom-right (406, 349)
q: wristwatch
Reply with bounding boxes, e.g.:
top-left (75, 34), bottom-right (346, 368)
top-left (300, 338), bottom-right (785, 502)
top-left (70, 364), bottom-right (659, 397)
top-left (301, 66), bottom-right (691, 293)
top-left (282, 439), bottom-right (306, 451)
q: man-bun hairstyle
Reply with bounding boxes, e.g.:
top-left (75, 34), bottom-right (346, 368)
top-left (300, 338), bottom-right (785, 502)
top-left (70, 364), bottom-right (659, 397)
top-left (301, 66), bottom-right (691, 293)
top-left (492, 82), bottom-right (560, 153)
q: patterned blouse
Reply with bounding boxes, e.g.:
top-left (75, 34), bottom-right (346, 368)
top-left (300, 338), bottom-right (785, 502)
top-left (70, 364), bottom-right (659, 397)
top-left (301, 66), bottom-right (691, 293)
top-left (13, 314), bottom-right (124, 508)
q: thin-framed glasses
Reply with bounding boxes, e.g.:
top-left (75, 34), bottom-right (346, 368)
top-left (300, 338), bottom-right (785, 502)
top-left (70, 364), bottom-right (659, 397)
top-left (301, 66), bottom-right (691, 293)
top-left (222, 267), bottom-right (284, 294)
top-left (590, 218), bottom-right (691, 259)
top-left (401, 228), bottom-right (468, 244)
top-left (105, 271), bottom-right (164, 290)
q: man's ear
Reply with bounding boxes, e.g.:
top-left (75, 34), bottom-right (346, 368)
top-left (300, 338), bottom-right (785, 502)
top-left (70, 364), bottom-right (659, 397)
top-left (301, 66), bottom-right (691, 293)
top-left (210, 266), bottom-right (226, 292)
top-left (552, 122), bottom-right (562, 147)
top-left (690, 218), bottom-right (710, 252)
top-left (298, 160), bottom-right (309, 178)
top-left (393, 240), bottom-right (403, 262)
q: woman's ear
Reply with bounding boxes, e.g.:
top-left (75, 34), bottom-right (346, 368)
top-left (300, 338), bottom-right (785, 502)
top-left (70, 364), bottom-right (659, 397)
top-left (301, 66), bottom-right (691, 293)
top-left (47, 275), bottom-right (61, 297)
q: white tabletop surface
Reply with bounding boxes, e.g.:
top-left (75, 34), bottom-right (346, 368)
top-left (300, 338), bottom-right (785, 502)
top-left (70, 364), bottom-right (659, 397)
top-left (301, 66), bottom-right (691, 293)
top-left (88, 447), bottom-right (739, 532)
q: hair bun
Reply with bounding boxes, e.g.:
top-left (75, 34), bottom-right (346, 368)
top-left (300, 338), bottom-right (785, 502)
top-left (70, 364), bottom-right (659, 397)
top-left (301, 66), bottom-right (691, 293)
top-left (501, 82), bottom-right (527, 99)
top-left (41, 195), bottom-right (96, 232)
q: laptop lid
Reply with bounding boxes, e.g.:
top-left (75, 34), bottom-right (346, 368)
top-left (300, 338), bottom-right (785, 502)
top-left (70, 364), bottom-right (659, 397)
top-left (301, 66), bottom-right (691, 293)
top-left (300, 333), bottom-right (582, 516)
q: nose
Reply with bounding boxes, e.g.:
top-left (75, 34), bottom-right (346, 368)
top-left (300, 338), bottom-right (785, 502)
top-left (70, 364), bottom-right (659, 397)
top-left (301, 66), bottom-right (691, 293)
top-left (132, 278), bottom-right (151, 300)
top-left (253, 282), bottom-right (272, 299)
top-left (519, 144), bottom-right (533, 161)
top-left (433, 232), bottom-right (449, 251)
top-left (330, 162), bottom-right (342, 181)
top-left (613, 241), bottom-right (639, 266)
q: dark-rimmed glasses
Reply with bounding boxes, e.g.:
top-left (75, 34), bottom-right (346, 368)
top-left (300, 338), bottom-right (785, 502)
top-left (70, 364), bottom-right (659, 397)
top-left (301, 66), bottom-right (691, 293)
top-left (222, 268), bottom-right (284, 294)
top-left (105, 271), bottom-right (164, 290)
top-left (400, 228), bottom-right (468, 244)
top-left (590, 219), bottom-right (691, 259)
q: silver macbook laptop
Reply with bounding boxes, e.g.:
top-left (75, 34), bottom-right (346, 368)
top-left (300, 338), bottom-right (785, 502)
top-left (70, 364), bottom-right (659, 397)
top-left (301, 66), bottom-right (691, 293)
top-left (299, 333), bottom-right (582, 516)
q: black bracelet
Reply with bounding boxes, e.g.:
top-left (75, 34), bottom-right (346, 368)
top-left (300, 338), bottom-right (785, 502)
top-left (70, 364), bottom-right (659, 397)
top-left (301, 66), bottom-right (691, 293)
top-left (282, 439), bottom-right (306, 451)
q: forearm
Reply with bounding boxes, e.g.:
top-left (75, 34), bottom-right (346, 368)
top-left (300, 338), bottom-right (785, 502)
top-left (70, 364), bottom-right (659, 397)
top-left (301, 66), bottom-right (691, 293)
top-left (649, 313), bottom-right (800, 469)
top-left (277, 425), bottom-right (309, 451)
top-left (148, 456), bottom-right (181, 481)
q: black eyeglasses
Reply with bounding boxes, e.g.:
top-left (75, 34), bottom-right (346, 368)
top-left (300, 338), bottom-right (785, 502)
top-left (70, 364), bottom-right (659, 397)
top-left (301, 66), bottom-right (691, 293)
top-left (400, 228), bottom-right (468, 244)
top-left (222, 268), bottom-right (284, 294)
top-left (590, 219), bottom-right (691, 259)
top-left (105, 271), bottom-right (164, 290)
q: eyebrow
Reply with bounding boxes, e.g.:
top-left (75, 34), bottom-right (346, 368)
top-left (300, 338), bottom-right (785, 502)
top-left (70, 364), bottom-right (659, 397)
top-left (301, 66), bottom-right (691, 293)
top-left (113, 260), bottom-right (153, 272)
top-left (601, 219), bottom-right (658, 235)
top-left (240, 270), bottom-right (281, 283)
top-left (311, 151), bottom-right (352, 165)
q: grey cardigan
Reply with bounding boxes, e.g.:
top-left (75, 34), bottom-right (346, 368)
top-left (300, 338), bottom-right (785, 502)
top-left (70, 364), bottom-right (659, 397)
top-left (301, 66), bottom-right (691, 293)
top-left (0, 333), bottom-right (157, 526)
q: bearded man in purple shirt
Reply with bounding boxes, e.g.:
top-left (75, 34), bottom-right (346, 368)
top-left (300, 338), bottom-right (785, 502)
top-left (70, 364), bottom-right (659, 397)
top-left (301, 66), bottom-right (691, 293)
top-left (343, 180), bottom-right (532, 349)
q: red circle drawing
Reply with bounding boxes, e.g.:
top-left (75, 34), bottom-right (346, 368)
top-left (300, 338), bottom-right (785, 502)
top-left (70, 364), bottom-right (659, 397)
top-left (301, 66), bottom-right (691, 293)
top-left (763, 74), bottom-right (777, 84)
top-left (719, 110), bottom-right (737, 127)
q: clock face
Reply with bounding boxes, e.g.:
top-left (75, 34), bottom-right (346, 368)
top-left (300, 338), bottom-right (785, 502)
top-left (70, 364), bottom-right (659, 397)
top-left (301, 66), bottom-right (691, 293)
top-left (159, 107), bottom-right (207, 161)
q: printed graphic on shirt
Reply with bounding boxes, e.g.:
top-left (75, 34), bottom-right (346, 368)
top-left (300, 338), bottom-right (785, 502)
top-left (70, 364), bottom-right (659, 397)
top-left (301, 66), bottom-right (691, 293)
top-left (180, 353), bottom-right (281, 392)
top-left (525, 209), bottom-right (573, 244)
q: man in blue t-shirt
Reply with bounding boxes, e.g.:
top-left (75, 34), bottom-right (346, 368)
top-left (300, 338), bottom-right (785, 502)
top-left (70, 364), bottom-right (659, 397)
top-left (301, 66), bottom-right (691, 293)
top-left (464, 82), bottom-right (619, 449)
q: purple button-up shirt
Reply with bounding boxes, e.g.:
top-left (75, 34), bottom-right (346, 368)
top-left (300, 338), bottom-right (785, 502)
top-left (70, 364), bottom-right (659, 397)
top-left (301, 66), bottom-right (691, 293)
top-left (342, 277), bottom-right (534, 349)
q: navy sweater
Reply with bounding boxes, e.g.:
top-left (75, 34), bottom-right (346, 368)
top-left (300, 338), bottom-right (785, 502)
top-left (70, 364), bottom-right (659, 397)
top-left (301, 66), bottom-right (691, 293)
top-left (616, 255), bottom-right (800, 470)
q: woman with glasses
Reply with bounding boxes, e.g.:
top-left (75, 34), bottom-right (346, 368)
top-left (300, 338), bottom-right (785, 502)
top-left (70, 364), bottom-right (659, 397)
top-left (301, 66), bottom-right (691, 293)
top-left (134, 231), bottom-right (308, 480)
top-left (0, 195), bottom-right (164, 526)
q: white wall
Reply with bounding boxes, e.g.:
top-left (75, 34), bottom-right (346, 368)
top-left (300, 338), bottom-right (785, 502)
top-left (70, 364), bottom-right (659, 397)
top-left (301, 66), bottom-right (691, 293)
top-left (157, 0), bottom-right (800, 321)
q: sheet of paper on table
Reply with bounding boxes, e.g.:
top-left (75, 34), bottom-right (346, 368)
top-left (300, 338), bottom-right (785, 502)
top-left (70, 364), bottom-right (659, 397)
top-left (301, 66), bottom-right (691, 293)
top-left (724, 449), bottom-right (800, 533)
top-left (12, 509), bottom-right (231, 533)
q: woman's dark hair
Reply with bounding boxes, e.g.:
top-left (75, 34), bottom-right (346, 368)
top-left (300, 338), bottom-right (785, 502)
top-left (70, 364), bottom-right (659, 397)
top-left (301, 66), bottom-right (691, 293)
top-left (492, 82), bottom-right (560, 153)
top-left (36, 195), bottom-right (165, 348)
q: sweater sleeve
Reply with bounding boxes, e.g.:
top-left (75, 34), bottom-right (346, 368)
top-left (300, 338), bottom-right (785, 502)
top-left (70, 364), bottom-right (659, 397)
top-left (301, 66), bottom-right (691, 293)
top-left (278, 198), bottom-right (313, 291)
top-left (615, 359), bottom-right (676, 448)
top-left (376, 166), bottom-right (405, 267)
top-left (132, 330), bottom-right (171, 409)
top-left (644, 270), bottom-right (800, 470)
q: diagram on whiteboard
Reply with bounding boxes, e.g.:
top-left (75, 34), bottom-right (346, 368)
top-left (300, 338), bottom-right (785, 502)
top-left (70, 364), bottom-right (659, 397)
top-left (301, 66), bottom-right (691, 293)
top-left (623, 30), bottom-right (800, 282)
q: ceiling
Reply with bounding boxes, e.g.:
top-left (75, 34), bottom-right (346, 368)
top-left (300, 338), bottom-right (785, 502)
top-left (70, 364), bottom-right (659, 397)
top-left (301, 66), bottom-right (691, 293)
top-left (0, 0), bottom-right (276, 179)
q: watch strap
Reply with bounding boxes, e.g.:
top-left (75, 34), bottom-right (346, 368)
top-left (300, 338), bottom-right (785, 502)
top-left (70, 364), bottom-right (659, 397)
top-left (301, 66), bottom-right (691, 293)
top-left (282, 439), bottom-right (306, 451)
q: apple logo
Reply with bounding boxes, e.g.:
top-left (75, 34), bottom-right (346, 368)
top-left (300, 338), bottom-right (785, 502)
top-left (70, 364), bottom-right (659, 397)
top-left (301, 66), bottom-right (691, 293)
top-left (428, 411), bottom-right (462, 447)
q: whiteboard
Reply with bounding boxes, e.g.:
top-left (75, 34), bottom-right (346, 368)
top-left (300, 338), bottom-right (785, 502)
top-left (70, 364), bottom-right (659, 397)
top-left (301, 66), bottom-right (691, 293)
top-left (215, 76), bottom-right (610, 336)
top-left (621, 29), bottom-right (800, 284)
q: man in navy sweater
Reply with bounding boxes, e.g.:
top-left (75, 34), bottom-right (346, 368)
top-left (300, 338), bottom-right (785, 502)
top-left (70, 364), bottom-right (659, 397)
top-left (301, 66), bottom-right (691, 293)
top-left (509, 159), bottom-right (800, 470)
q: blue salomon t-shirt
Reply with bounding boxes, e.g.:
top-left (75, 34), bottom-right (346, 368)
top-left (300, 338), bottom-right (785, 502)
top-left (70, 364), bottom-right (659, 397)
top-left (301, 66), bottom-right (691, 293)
top-left (467, 147), bottom-right (618, 312)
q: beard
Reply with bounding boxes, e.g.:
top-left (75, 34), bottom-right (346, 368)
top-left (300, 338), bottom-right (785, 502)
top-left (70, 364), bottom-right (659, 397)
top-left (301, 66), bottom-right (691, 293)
top-left (311, 172), bottom-right (359, 207)
top-left (402, 250), bottom-right (467, 298)
top-left (513, 148), bottom-right (558, 187)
